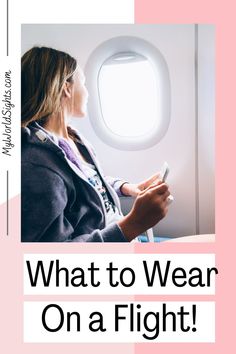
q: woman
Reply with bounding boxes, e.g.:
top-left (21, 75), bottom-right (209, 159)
top-left (21, 46), bottom-right (170, 242)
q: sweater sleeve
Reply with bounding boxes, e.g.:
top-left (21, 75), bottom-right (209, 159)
top-left (103, 176), bottom-right (129, 197)
top-left (21, 163), bottom-right (127, 242)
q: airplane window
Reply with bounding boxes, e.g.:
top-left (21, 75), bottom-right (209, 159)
top-left (85, 36), bottom-right (171, 150)
top-left (98, 52), bottom-right (159, 137)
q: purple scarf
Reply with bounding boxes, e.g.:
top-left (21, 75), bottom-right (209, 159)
top-left (58, 138), bottom-right (86, 174)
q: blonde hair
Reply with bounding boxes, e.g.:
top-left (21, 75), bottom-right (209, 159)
top-left (21, 46), bottom-right (77, 127)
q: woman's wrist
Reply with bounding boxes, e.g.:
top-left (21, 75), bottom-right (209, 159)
top-left (118, 214), bottom-right (143, 242)
top-left (120, 182), bottom-right (130, 196)
top-left (120, 183), bottom-right (140, 197)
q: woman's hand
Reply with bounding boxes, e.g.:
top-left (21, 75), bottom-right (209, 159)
top-left (121, 173), bottom-right (162, 197)
top-left (118, 182), bottom-right (170, 241)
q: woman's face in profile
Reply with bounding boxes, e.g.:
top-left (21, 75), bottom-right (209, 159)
top-left (71, 66), bottom-right (89, 118)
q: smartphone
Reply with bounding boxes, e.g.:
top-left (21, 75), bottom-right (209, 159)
top-left (160, 161), bottom-right (170, 182)
top-left (161, 162), bottom-right (174, 204)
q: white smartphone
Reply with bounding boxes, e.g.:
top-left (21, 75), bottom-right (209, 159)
top-left (160, 161), bottom-right (170, 182)
top-left (160, 162), bottom-right (174, 204)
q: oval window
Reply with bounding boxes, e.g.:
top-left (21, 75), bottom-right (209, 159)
top-left (98, 52), bottom-right (160, 138)
top-left (85, 36), bottom-right (171, 150)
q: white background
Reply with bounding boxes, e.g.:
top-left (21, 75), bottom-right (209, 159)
top-left (24, 301), bottom-right (215, 343)
top-left (24, 253), bottom-right (217, 295)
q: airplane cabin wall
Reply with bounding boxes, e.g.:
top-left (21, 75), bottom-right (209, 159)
top-left (198, 25), bottom-right (215, 235)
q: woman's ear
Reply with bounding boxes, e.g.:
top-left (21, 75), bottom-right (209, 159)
top-left (62, 81), bottom-right (72, 99)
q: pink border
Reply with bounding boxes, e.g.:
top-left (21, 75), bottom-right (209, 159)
top-left (1, 0), bottom-right (234, 352)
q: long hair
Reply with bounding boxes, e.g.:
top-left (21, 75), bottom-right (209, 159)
top-left (21, 46), bottom-right (77, 127)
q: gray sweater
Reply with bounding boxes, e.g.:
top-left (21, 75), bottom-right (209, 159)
top-left (21, 122), bottom-right (128, 242)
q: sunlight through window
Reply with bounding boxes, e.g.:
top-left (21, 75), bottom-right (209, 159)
top-left (98, 53), bottom-right (160, 138)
